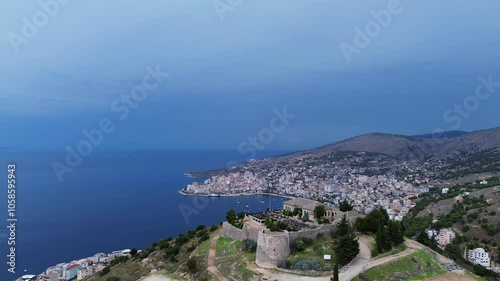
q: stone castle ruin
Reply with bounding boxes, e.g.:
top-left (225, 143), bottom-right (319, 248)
top-left (221, 198), bottom-right (358, 267)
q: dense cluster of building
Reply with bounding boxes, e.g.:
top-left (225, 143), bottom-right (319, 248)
top-left (185, 170), bottom-right (421, 218)
top-left (17, 249), bottom-right (132, 281)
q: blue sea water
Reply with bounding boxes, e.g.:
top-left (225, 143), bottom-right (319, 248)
top-left (0, 150), bottom-right (290, 280)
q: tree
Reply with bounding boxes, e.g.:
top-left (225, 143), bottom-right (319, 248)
top-left (339, 199), bottom-right (354, 212)
top-left (303, 212), bottom-right (309, 222)
top-left (100, 266), bottom-right (111, 276)
top-left (187, 258), bottom-right (198, 273)
top-left (336, 214), bottom-right (350, 237)
top-left (356, 207), bottom-right (389, 233)
top-left (335, 231), bottom-right (359, 265)
top-left (226, 210), bottom-right (237, 225)
top-left (129, 248), bottom-right (138, 257)
top-left (332, 263), bottom-right (339, 281)
top-left (387, 221), bottom-right (405, 246)
top-left (314, 205), bottom-right (326, 220)
top-left (293, 207), bottom-right (302, 217)
top-left (375, 226), bottom-right (392, 253)
top-left (416, 230), bottom-right (430, 246)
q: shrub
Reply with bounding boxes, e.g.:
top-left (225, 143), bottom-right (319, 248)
top-left (100, 265), bottom-right (111, 276)
top-left (187, 258), bottom-right (198, 273)
top-left (130, 248), bottom-right (138, 257)
top-left (290, 259), bottom-right (323, 271)
top-left (242, 239), bottom-right (257, 252)
top-left (291, 239), bottom-right (306, 253)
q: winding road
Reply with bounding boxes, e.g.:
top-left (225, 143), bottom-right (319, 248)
top-left (208, 234), bottom-right (451, 281)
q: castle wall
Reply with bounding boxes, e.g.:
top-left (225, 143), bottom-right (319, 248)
top-left (223, 221), bottom-right (337, 268)
top-left (287, 224), bottom-right (336, 241)
top-left (221, 221), bottom-right (260, 242)
top-left (255, 230), bottom-right (290, 268)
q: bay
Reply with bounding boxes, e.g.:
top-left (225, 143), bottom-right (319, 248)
top-left (0, 150), bottom-right (290, 280)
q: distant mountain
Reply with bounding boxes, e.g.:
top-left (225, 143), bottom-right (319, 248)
top-left (412, 130), bottom-right (469, 139)
top-left (298, 127), bottom-right (500, 161)
top-left (189, 127), bottom-right (500, 180)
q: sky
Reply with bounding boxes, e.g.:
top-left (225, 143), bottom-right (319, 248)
top-left (1, 0), bottom-right (500, 151)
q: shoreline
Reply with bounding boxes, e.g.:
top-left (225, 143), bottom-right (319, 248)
top-left (177, 189), bottom-right (295, 199)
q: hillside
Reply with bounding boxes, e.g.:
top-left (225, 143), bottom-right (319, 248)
top-left (188, 127), bottom-right (500, 182)
top-left (82, 225), bottom-right (220, 281)
top-left (415, 184), bottom-right (500, 254)
top-left (402, 178), bottom-right (500, 281)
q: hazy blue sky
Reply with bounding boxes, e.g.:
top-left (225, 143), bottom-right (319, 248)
top-left (1, 0), bottom-right (500, 151)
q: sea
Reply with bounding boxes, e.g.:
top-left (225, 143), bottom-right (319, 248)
top-left (0, 150), bottom-right (291, 280)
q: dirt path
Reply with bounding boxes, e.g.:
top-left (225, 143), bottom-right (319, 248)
top-left (338, 235), bottom-right (373, 281)
top-left (140, 275), bottom-right (177, 281)
top-left (243, 236), bottom-right (445, 281)
top-left (207, 233), bottom-right (229, 281)
top-left (420, 270), bottom-right (477, 281)
top-left (243, 235), bottom-right (373, 281)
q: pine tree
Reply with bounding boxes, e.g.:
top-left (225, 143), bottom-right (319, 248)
top-left (381, 226), bottom-right (392, 251)
top-left (375, 226), bottom-right (392, 253)
top-left (332, 263), bottom-right (339, 281)
top-left (416, 230), bottom-right (431, 246)
top-left (314, 205), bottom-right (326, 220)
top-left (356, 207), bottom-right (389, 233)
top-left (226, 210), bottom-right (237, 225)
top-left (376, 228), bottom-right (384, 253)
top-left (339, 199), bottom-right (354, 212)
top-left (387, 220), bottom-right (405, 246)
top-left (303, 212), bottom-right (309, 222)
top-left (336, 214), bottom-right (350, 237)
top-left (335, 230), bottom-right (359, 265)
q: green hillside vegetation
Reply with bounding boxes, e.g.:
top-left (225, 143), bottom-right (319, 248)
top-left (402, 177), bottom-right (500, 280)
top-left (215, 237), bottom-right (260, 281)
top-left (355, 208), bottom-right (405, 257)
top-left (277, 215), bottom-right (359, 276)
top-left (278, 235), bottom-right (336, 274)
top-left (352, 250), bottom-right (445, 281)
top-left (83, 224), bottom-right (219, 281)
top-left (440, 150), bottom-right (500, 180)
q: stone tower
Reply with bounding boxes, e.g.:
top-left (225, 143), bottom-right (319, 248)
top-left (255, 230), bottom-right (290, 268)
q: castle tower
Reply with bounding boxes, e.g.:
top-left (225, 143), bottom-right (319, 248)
top-left (255, 230), bottom-right (290, 268)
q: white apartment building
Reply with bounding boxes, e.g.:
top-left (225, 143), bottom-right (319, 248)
top-left (468, 248), bottom-right (491, 267)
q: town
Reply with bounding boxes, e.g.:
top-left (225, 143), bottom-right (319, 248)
top-left (183, 151), bottom-right (435, 220)
top-left (17, 249), bottom-right (133, 281)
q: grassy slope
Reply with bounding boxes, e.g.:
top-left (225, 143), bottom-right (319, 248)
top-left (285, 235), bottom-right (336, 271)
top-left (353, 250), bottom-right (445, 281)
top-left (83, 227), bottom-right (218, 281)
top-left (215, 237), bottom-right (260, 281)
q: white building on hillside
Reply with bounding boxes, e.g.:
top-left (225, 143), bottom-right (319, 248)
top-left (437, 229), bottom-right (456, 246)
top-left (468, 248), bottom-right (490, 267)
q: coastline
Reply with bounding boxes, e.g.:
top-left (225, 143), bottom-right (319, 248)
top-left (177, 189), bottom-right (295, 199)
